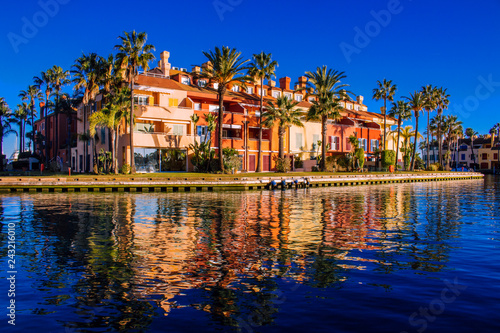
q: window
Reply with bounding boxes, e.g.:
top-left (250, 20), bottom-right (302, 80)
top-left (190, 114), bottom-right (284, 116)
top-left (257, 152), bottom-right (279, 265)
top-left (259, 88), bottom-right (267, 96)
top-left (355, 105), bottom-right (360, 111)
top-left (295, 94), bottom-right (303, 102)
top-left (358, 138), bottom-right (367, 151)
top-left (232, 85), bottom-right (240, 92)
top-left (482, 153), bottom-right (488, 160)
top-left (338, 102), bottom-right (345, 108)
top-left (194, 103), bottom-right (201, 110)
top-left (249, 128), bottom-right (270, 140)
top-left (209, 105), bottom-right (219, 112)
top-left (272, 91), bottom-right (281, 98)
top-left (370, 139), bottom-right (379, 152)
top-left (135, 122), bottom-right (154, 133)
top-left (198, 80), bottom-right (206, 87)
top-left (101, 127), bottom-right (106, 145)
top-left (42, 123), bottom-right (45, 131)
top-left (284, 92), bottom-right (292, 100)
top-left (197, 125), bottom-right (211, 143)
top-left (329, 136), bottom-right (340, 150)
top-left (172, 124), bottom-right (184, 136)
top-left (168, 98), bottom-right (179, 107)
top-left (347, 104), bottom-right (353, 110)
top-left (346, 138), bottom-right (352, 151)
top-left (247, 87), bottom-right (254, 94)
top-left (494, 153), bottom-right (498, 160)
top-left (308, 97), bottom-right (315, 103)
top-left (134, 96), bottom-right (148, 105)
top-left (461, 154), bottom-right (465, 160)
top-left (295, 133), bottom-right (303, 149)
top-left (181, 77), bottom-right (191, 85)
top-left (213, 83), bottom-right (219, 89)
top-left (312, 134), bottom-right (320, 150)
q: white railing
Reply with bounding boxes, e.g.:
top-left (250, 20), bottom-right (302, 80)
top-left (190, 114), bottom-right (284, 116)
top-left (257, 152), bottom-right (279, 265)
top-left (138, 71), bottom-right (170, 79)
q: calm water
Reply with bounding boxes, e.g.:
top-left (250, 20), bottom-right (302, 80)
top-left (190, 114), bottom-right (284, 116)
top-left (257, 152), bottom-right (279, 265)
top-left (1, 176), bottom-right (499, 332)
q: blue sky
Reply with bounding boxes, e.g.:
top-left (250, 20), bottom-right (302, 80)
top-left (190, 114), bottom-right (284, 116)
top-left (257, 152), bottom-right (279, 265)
top-left (1, 0), bottom-right (499, 158)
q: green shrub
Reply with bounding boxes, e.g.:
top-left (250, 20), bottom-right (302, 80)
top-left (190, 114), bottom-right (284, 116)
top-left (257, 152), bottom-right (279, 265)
top-left (294, 155), bottom-right (304, 169)
top-left (274, 156), bottom-right (292, 173)
top-left (120, 163), bottom-right (131, 174)
top-left (427, 163), bottom-right (443, 171)
top-left (403, 155), bottom-right (410, 171)
top-left (355, 148), bottom-right (365, 170)
top-left (381, 150), bottom-right (395, 168)
top-left (325, 155), bottom-right (337, 172)
top-left (222, 148), bottom-right (241, 172)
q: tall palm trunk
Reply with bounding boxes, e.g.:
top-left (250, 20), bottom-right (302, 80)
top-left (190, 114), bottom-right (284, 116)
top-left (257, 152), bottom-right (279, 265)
top-left (321, 115), bottom-right (327, 171)
top-left (426, 111), bottom-right (430, 168)
top-left (470, 137), bottom-right (475, 168)
top-left (217, 87), bottom-right (225, 172)
top-left (83, 104), bottom-right (87, 172)
top-left (278, 126), bottom-right (285, 159)
top-left (0, 114), bottom-right (3, 172)
top-left (129, 71), bottom-right (136, 173)
top-left (437, 109), bottom-right (442, 165)
top-left (411, 113), bottom-right (419, 171)
top-left (256, 77), bottom-right (264, 172)
top-left (111, 128), bottom-right (117, 174)
top-left (19, 118), bottom-right (23, 153)
top-left (44, 91), bottom-right (49, 166)
top-left (395, 116), bottom-right (402, 168)
top-left (30, 103), bottom-right (35, 153)
top-left (55, 90), bottom-right (60, 160)
top-left (383, 98), bottom-right (387, 150)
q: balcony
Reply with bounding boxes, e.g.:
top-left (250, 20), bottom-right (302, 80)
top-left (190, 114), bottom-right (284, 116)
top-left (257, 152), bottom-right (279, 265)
top-left (133, 132), bottom-right (195, 149)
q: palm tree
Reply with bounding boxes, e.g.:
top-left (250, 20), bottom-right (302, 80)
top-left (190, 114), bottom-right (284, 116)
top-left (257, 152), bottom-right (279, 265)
top-left (19, 85), bottom-right (43, 153)
top-left (248, 52), bottom-right (278, 172)
top-left (199, 46), bottom-right (250, 172)
top-left (47, 65), bottom-right (70, 160)
top-left (72, 53), bottom-right (106, 172)
top-left (59, 91), bottom-right (82, 167)
top-left (89, 86), bottom-right (130, 174)
top-left (372, 79), bottom-right (397, 150)
top-left (465, 128), bottom-right (478, 168)
top-left (0, 97), bottom-right (16, 171)
top-left (115, 31), bottom-right (156, 174)
top-left (13, 103), bottom-right (29, 153)
top-left (388, 100), bottom-right (411, 168)
top-left (405, 91), bottom-right (426, 170)
top-left (305, 66), bottom-right (348, 171)
top-left (262, 96), bottom-right (303, 159)
top-left (399, 125), bottom-right (422, 170)
top-left (434, 87), bottom-right (450, 165)
top-left (421, 85), bottom-right (437, 168)
top-left (443, 115), bottom-right (462, 169)
top-left (33, 70), bottom-right (53, 165)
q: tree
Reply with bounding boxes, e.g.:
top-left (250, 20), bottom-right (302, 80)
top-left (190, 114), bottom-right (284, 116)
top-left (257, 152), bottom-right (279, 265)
top-left (405, 91), bottom-right (426, 171)
top-left (434, 87), bottom-right (450, 165)
top-left (89, 86), bottom-right (130, 174)
top-left (199, 46), bottom-right (250, 172)
top-left (443, 115), bottom-right (462, 169)
top-left (0, 98), bottom-right (16, 171)
top-left (262, 96), bottom-right (303, 159)
top-left (47, 65), bottom-right (70, 160)
top-left (305, 66), bottom-right (347, 171)
top-left (248, 52), bottom-right (278, 172)
top-left (465, 128), bottom-right (478, 168)
top-left (372, 79), bottom-right (397, 150)
top-left (388, 100), bottom-right (411, 168)
top-left (33, 70), bottom-right (53, 166)
top-left (13, 103), bottom-right (29, 153)
top-left (421, 85), bottom-right (437, 168)
top-left (115, 30), bottom-right (156, 174)
top-left (19, 85), bottom-right (43, 153)
top-left (399, 125), bottom-right (422, 171)
top-left (59, 91), bottom-right (82, 167)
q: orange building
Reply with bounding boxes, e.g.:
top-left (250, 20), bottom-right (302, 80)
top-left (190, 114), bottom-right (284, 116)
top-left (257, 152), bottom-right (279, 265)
top-left (71, 50), bottom-right (393, 173)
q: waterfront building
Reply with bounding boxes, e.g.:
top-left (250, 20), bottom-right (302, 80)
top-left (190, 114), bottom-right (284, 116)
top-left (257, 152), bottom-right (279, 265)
top-left (71, 50), bottom-right (394, 173)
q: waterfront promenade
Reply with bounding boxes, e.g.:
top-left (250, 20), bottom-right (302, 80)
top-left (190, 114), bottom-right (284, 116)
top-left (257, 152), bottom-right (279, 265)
top-left (0, 172), bottom-right (483, 193)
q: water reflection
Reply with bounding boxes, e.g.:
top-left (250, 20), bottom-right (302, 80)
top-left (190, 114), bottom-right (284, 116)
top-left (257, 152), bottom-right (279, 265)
top-left (1, 177), bottom-right (499, 332)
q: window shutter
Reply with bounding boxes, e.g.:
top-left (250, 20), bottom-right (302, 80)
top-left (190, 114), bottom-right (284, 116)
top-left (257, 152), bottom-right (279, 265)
top-left (148, 96), bottom-right (154, 105)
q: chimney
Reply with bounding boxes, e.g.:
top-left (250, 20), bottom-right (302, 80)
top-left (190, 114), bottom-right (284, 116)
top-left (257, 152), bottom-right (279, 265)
top-left (159, 51), bottom-right (171, 77)
top-left (298, 76), bottom-right (308, 89)
top-left (202, 61), bottom-right (212, 70)
top-left (279, 77), bottom-right (291, 90)
top-left (356, 95), bottom-right (364, 105)
top-left (192, 66), bottom-right (201, 74)
top-left (269, 80), bottom-right (276, 87)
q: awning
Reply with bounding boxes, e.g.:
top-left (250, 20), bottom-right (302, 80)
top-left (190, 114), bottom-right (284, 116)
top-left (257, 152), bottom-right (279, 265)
top-left (133, 84), bottom-right (174, 94)
top-left (223, 124), bottom-right (242, 129)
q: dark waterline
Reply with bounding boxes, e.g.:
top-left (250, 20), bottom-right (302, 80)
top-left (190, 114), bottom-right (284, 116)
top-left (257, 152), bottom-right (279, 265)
top-left (1, 176), bottom-right (499, 332)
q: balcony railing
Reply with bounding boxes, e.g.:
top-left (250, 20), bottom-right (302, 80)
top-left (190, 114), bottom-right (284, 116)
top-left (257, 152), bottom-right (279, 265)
top-left (138, 71), bottom-right (169, 79)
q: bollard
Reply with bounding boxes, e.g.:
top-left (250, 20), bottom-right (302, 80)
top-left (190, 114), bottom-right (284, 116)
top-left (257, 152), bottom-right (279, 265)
top-left (68, 167), bottom-right (71, 176)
